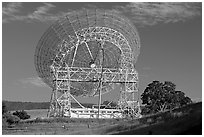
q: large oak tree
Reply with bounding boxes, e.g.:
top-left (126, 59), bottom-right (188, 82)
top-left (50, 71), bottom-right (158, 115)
top-left (141, 81), bottom-right (192, 114)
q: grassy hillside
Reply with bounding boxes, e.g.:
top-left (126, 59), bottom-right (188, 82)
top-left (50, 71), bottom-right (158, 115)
top-left (68, 102), bottom-right (202, 135)
top-left (2, 102), bottom-right (202, 135)
top-left (106, 102), bottom-right (202, 135)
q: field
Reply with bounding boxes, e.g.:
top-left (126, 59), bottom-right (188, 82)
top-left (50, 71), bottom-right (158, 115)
top-left (2, 102), bottom-right (202, 135)
top-left (24, 109), bottom-right (48, 119)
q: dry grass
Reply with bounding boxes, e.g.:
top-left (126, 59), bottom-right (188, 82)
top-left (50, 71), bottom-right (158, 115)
top-left (2, 102), bottom-right (201, 135)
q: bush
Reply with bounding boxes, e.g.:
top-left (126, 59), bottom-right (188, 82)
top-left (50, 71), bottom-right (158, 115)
top-left (13, 110), bottom-right (30, 120)
top-left (3, 113), bottom-right (20, 125)
top-left (2, 117), bottom-right (8, 128)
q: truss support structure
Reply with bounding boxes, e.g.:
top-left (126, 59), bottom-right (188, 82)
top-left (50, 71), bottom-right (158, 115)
top-left (45, 24), bottom-right (141, 118)
top-left (48, 66), bottom-right (72, 117)
top-left (47, 63), bottom-right (141, 118)
top-left (117, 68), bottom-right (141, 118)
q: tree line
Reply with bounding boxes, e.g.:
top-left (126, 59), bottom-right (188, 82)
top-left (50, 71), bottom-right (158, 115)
top-left (2, 101), bottom-right (96, 111)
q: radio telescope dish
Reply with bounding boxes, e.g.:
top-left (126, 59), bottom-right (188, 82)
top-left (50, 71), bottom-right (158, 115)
top-left (34, 9), bottom-right (140, 118)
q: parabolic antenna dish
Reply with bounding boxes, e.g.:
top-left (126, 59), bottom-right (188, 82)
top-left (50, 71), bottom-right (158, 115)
top-left (34, 9), bottom-right (140, 97)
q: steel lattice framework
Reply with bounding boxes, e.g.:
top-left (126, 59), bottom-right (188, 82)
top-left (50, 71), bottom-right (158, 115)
top-left (34, 9), bottom-right (141, 118)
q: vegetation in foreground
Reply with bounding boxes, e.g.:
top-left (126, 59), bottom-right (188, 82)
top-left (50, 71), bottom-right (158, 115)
top-left (2, 102), bottom-right (31, 127)
top-left (2, 80), bottom-right (200, 135)
top-left (2, 102), bottom-right (201, 135)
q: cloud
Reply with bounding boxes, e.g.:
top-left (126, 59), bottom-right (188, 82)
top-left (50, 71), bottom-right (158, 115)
top-left (20, 77), bottom-right (48, 88)
top-left (3, 2), bottom-right (67, 24)
top-left (117, 2), bottom-right (201, 26)
top-left (2, 2), bottom-right (201, 26)
top-left (2, 2), bottom-right (23, 23)
top-left (26, 3), bottom-right (62, 23)
top-left (3, 2), bottom-right (22, 15)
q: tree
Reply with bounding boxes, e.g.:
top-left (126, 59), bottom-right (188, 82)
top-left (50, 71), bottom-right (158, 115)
top-left (13, 110), bottom-right (30, 120)
top-left (141, 81), bottom-right (192, 114)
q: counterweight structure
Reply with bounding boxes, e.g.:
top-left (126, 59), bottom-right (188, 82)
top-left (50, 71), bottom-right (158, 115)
top-left (34, 9), bottom-right (141, 118)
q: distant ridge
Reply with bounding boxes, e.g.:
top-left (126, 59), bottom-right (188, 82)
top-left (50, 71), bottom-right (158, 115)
top-left (3, 100), bottom-right (95, 111)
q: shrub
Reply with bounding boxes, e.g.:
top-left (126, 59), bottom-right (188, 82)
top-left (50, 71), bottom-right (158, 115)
top-left (3, 113), bottom-right (20, 125)
top-left (13, 110), bottom-right (30, 120)
top-left (2, 117), bottom-right (8, 128)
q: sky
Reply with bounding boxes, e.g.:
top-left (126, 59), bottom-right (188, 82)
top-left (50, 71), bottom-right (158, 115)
top-left (2, 2), bottom-right (202, 104)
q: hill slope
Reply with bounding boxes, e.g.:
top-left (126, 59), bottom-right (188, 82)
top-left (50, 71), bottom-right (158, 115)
top-left (72, 102), bottom-right (202, 135)
top-left (2, 102), bottom-right (202, 135)
top-left (108, 102), bottom-right (202, 135)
